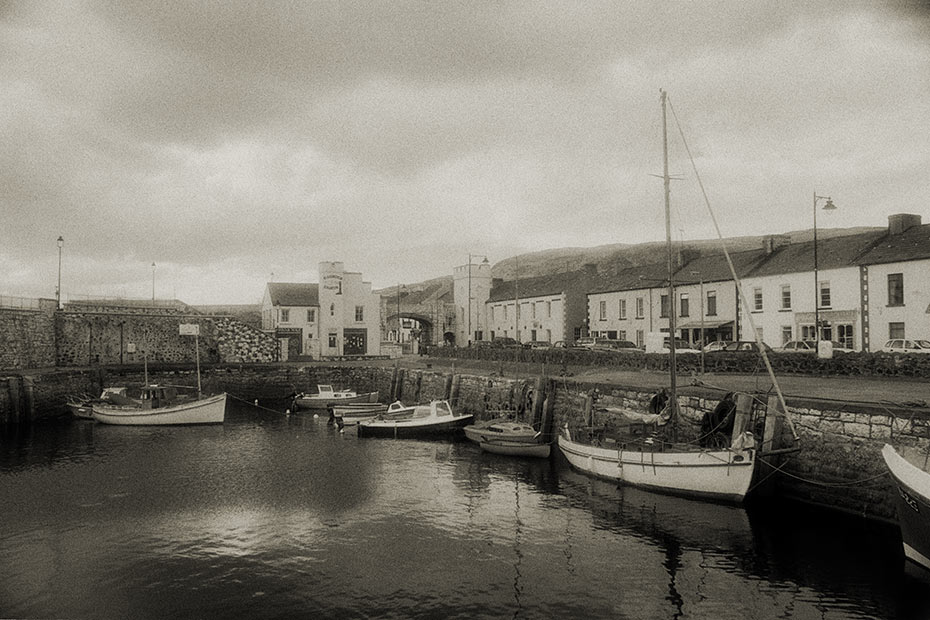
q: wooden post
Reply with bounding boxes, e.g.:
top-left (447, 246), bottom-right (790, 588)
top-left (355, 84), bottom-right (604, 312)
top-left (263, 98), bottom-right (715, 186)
top-left (584, 390), bottom-right (595, 427)
top-left (23, 376), bottom-right (35, 421)
top-left (541, 378), bottom-right (556, 438)
top-left (394, 368), bottom-right (405, 401)
top-left (732, 392), bottom-right (753, 442)
top-left (762, 395), bottom-right (785, 454)
top-left (450, 374), bottom-right (462, 408)
top-left (532, 375), bottom-right (545, 428)
top-left (413, 373), bottom-right (422, 404)
top-left (389, 366), bottom-right (398, 401)
top-left (443, 374), bottom-right (453, 401)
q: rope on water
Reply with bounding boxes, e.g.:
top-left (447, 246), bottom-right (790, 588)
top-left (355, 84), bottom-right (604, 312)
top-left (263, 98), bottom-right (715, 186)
top-left (757, 456), bottom-right (891, 488)
top-left (227, 392), bottom-right (293, 416)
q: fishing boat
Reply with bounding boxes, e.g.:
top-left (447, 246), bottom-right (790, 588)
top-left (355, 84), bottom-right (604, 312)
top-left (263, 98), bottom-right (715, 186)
top-left (357, 400), bottom-right (473, 439)
top-left (479, 439), bottom-right (551, 459)
top-left (557, 90), bottom-right (793, 504)
top-left (464, 419), bottom-right (540, 444)
top-left (92, 386), bottom-right (226, 425)
top-left (294, 385), bottom-right (379, 410)
top-left (882, 443), bottom-right (930, 571)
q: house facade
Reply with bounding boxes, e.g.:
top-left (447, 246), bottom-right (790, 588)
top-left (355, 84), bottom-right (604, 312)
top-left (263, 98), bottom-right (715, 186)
top-left (261, 262), bottom-right (381, 359)
top-left (452, 257), bottom-right (492, 345)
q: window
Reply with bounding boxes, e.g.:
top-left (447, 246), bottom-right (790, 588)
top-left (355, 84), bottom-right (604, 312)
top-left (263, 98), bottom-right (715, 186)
top-left (531, 329), bottom-right (537, 341)
top-left (781, 285), bottom-right (791, 310)
top-left (355, 306), bottom-right (364, 322)
top-left (890, 322), bottom-right (905, 340)
top-left (327, 333), bottom-right (337, 348)
top-left (618, 299), bottom-right (627, 320)
top-left (679, 293), bottom-right (689, 317)
top-left (660, 294), bottom-right (669, 318)
top-left (888, 273), bottom-right (904, 306)
top-left (618, 330), bottom-right (626, 341)
top-left (781, 326), bottom-right (792, 345)
top-left (819, 282), bottom-right (831, 308)
top-left (635, 297), bottom-right (644, 319)
top-left (531, 303), bottom-right (537, 319)
top-left (753, 288), bottom-right (763, 311)
top-left (801, 324), bottom-right (816, 340)
top-left (504, 305), bottom-right (509, 320)
top-left (280, 309), bottom-right (290, 322)
top-left (599, 300), bottom-right (607, 320)
top-left (837, 324), bottom-right (854, 349)
top-left (636, 329), bottom-right (644, 348)
top-left (546, 329), bottom-right (551, 342)
top-left (307, 309), bottom-right (316, 323)
top-left (706, 291), bottom-right (717, 316)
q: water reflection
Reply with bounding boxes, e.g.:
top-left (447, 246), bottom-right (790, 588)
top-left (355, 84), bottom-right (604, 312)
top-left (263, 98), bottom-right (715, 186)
top-left (1, 398), bottom-right (929, 619)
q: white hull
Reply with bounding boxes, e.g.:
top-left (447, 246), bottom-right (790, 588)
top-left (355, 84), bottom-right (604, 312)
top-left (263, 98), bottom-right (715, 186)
top-left (480, 440), bottom-right (551, 458)
top-left (557, 430), bottom-right (755, 503)
top-left (92, 393), bottom-right (227, 426)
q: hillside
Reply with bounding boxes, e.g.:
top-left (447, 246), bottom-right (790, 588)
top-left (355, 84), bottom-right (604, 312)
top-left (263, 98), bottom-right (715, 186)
top-left (381, 226), bottom-right (882, 303)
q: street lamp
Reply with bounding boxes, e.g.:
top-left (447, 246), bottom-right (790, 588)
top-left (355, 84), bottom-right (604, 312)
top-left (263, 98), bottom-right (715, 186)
top-left (813, 192), bottom-right (837, 351)
top-left (690, 270), bottom-right (704, 375)
top-left (56, 236), bottom-right (63, 310)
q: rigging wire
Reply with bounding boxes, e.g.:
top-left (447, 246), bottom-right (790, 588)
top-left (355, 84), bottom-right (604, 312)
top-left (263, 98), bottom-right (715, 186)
top-left (666, 94), bottom-right (798, 442)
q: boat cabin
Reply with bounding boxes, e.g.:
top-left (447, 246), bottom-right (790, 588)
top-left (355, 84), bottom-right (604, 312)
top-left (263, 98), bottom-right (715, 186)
top-left (140, 385), bottom-right (182, 410)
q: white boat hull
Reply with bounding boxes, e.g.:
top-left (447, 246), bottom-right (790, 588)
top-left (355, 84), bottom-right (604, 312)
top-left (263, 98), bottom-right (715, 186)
top-left (296, 391), bottom-right (379, 410)
top-left (480, 440), bottom-right (551, 458)
top-left (557, 430), bottom-right (755, 503)
top-left (882, 444), bottom-right (930, 571)
top-left (92, 393), bottom-right (227, 426)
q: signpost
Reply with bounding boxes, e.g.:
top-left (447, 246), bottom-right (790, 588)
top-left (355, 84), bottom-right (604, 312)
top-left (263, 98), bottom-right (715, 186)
top-left (179, 324), bottom-right (201, 396)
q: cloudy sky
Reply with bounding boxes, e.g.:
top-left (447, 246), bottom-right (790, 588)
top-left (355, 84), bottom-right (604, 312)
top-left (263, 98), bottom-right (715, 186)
top-left (2, 1), bottom-right (929, 305)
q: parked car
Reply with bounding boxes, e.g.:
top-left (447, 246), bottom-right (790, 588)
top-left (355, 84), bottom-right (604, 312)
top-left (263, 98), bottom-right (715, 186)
top-left (712, 340), bottom-right (774, 353)
top-left (662, 338), bottom-right (701, 354)
top-left (776, 340), bottom-right (853, 354)
top-left (701, 340), bottom-right (731, 353)
top-left (592, 339), bottom-right (641, 352)
top-left (523, 340), bottom-right (552, 350)
top-left (573, 336), bottom-right (597, 349)
top-left (491, 337), bottom-right (521, 348)
top-left (881, 339), bottom-right (930, 354)
top-left (776, 340), bottom-right (816, 353)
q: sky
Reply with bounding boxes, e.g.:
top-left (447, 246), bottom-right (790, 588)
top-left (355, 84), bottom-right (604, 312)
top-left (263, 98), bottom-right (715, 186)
top-left (2, 1), bottom-right (929, 305)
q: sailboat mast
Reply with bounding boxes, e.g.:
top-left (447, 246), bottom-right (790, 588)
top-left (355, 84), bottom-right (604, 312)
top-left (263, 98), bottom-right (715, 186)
top-left (661, 89), bottom-right (679, 433)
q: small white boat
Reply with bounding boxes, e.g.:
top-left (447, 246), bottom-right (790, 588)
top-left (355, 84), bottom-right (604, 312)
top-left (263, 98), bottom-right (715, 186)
top-left (480, 439), bottom-right (551, 459)
top-left (294, 385), bottom-right (379, 410)
top-left (882, 443), bottom-right (930, 571)
top-left (92, 386), bottom-right (226, 426)
top-left (333, 401), bottom-right (415, 427)
top-left (464, 419), bottom-right (540, 444)
top-left (357, 400), bottom-right (473, 439)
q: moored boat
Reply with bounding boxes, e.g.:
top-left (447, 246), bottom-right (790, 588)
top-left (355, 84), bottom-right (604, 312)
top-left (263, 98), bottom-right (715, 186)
top-left (333, 401), bottom-right (416, 427)
top-left (67, 387), bottom-right (136, 419)
top-left (294, 385), bottom-right (379, 410)
top-left (92, 386), bottom-right (226, 426)
top-left (480, 439), bottom-right (551, 459)
top-left (464, 419), bottom-right (540, 444)
top-left (357, 400), bottom-right (473, 439)
top-left (882, 443), bottom-right (930, 571)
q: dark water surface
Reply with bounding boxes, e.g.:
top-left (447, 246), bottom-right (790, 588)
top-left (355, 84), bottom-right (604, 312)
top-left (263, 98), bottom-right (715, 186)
top-left (2, 398), bottom-right (929, 619)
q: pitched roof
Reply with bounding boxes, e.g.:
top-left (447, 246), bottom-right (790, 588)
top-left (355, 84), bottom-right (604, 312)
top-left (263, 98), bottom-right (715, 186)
top-left (745, 230), bottom-right (886, 277)
top-left (856, 223), bottom-right (930, 266)
top-left (488, 268), bottom-right (597, 302)
top-left (266, 282), bottom-right (319, 307)
top-left (671, 248), bottom-right (768, 285)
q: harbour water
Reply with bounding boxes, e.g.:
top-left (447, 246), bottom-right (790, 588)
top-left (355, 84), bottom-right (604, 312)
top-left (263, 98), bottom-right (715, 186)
top-left (1, 397), bottom-right (929, 620)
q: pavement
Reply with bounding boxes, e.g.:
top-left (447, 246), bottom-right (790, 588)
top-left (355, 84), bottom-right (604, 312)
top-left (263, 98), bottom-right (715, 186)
top-left (381, 355), bottom-right (930, 413)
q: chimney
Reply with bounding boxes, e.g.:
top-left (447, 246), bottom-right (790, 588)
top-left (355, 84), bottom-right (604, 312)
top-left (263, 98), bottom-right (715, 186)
top-left (762, 234), bottom-right (790, 255)
top-left (889, 213), bottom-right (922, 235)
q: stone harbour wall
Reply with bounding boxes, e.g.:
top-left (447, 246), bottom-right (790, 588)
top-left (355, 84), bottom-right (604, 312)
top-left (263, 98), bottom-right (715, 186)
top-left (1, 362), bottom-right (923, 524)
top-left (0, 300), bottom-right (58, 370)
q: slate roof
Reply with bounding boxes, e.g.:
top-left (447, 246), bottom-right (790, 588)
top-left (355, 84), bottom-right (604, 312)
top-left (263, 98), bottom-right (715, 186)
top-left (488, 269), bottom-right (598, 302)
top-left (672, 248), bottom-right (769, 286)
top-left (744, 230), bottom-right (887, 277)
top-left (267, 282), bottom-right (319, 307)
top-left (856, 223), bottom-right (930, 266)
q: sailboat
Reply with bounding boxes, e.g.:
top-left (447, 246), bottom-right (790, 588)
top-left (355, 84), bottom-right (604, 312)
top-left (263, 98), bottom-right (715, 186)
top-left (557, 90), bottom-right (792, 503)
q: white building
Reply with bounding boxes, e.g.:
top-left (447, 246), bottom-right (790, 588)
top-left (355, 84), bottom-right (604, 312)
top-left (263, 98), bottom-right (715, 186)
top-left (261, 262), bottom-right (381, 360)
top-left (452, 257), bottom-right (492, 345)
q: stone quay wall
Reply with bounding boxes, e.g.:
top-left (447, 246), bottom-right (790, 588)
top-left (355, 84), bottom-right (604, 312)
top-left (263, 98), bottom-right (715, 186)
top-left (0, 299), bottom-right (58, 370)
top-left (2, 362), bottom-right (921, 524)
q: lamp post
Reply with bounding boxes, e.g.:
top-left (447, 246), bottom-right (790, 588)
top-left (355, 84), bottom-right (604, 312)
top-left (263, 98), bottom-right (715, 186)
top-left (397, 284), bottom-right (403, 345)
top-left (812, 192), bottom-right (837, 352)
top-left (56, 236), bottom-right (63, 310)
top-left (151, 262), bottom-right (156, 301)
top-left (690, 270), bottom-right (704, 375)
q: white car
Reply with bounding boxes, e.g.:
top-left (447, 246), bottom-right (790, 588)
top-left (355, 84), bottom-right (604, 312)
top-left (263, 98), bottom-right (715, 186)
top-left (881, 339), bottom-right (930, 354)
top-left (702, 340), bottom-right (731, 353)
